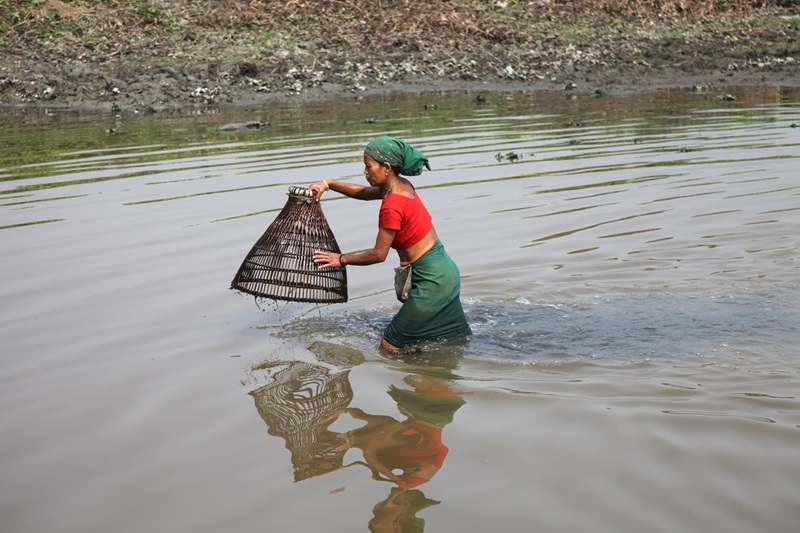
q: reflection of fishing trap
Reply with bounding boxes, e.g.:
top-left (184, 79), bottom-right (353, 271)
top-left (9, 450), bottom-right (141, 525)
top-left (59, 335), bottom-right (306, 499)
top-left (250, 361), bottom-right (354, 482)
top-left (231, 186), bottom-right (347, 303)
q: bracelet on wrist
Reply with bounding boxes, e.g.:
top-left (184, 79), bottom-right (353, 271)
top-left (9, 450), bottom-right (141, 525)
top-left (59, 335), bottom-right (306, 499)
top-left (340, 253), bottom-right (346, 267)
top-left (322, 180), bottom-right (329, 190)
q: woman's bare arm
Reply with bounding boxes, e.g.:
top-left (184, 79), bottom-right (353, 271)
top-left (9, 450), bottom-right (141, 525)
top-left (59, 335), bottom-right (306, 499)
top-left (308, 180), bottom-right (381, 201)
top-left (314, 227), bottom-right (396, 268)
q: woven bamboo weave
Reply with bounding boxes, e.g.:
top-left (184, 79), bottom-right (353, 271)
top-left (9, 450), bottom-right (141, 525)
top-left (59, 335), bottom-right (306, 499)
top-left (231, 186), bottom-right (347, 303)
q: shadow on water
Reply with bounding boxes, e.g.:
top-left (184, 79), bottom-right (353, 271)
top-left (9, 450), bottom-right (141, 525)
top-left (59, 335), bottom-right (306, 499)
top-left (246, 341), bottom-right (465, 531)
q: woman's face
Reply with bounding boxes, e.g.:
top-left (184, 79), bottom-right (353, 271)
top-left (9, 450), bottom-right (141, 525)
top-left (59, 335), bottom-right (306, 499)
top-left (363, 152), bottom-right (388, 186)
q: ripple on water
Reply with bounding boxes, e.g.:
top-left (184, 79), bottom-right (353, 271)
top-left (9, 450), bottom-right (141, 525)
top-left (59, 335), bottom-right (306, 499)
top-left (266, 288), bottom-right (800, 367)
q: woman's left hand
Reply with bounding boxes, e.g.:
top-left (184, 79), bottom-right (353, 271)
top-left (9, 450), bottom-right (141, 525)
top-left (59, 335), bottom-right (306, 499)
top-left (314, 250), bottom-right (344, 269)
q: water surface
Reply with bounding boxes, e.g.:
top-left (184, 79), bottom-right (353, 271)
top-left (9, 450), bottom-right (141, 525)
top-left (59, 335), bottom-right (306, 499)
top-left (1, 87), bottom-right (799, 532)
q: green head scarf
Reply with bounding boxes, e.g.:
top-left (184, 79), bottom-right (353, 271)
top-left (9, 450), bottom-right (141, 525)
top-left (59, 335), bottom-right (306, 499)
top-left (364, 136), bottom-right (431, 176)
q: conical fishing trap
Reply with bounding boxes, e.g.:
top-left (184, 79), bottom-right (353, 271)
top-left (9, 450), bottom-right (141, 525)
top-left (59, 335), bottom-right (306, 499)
top-left (231, 186), bottom-right (347, 303)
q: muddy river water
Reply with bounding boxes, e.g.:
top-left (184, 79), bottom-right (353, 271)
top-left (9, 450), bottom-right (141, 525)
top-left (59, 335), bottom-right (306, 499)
top-left (1, 87), bottom-right (799, 532)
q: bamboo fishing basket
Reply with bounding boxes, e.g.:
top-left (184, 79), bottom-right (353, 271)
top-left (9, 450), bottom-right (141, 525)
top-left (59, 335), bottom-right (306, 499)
top-left (231, 186), bottom-right (347, 303)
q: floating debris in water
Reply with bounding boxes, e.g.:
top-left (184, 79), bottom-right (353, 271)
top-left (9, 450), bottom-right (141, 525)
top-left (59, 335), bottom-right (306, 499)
top-left (495, 151), bottom-right (522, 162)
top-left (217, 120), bottom-right (269, 132)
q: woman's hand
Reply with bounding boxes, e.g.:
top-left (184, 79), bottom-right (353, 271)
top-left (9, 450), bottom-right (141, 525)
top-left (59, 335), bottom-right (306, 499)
top-left (307, 180), bottom-right (329, 201)
top-left (314, 250), bottom-right (345, 269)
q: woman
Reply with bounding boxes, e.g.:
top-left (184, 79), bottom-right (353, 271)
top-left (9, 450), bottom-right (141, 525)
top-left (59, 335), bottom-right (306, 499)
top-left (309, 136), bottom-right (471, 351)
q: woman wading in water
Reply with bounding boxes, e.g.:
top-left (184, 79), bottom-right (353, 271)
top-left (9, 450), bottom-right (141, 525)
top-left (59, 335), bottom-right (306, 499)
top-left (309, 136), bottom-right (471, 351)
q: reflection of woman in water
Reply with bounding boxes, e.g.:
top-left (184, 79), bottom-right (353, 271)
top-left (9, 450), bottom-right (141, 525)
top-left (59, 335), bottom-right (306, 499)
top-left (250, 358), bottom-right (464, 532)
top-left (369, 487), bottom-right (440, 533)
top-left (336, 374), bottom-right (465, 489)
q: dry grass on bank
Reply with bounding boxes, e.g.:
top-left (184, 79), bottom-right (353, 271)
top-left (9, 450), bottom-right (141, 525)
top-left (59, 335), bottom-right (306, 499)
top-left (1, 0), bottom-right (787, 56)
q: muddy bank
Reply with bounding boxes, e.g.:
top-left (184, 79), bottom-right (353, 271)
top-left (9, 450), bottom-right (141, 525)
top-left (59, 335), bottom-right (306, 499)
top-left (3, 53), bottom-right (796, 114)
top-left (1, 2), bottom-right (798, 113)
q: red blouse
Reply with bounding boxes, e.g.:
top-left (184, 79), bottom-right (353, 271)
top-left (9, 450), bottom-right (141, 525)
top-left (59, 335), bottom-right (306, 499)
top-left (379, 190), bottom-right (433, 250)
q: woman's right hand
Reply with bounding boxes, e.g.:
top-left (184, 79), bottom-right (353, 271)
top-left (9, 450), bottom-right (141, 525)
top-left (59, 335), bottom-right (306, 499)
top-left (307, 180), bottom-right (328, 200)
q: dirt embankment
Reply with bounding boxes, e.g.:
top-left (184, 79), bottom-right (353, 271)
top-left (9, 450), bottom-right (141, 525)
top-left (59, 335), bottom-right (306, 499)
top-left (1, 0), bottom-right (798, 112)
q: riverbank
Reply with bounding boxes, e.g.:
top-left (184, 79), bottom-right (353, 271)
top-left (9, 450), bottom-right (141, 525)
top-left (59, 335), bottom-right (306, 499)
top-left (1, 1), bottom-right (798, 112)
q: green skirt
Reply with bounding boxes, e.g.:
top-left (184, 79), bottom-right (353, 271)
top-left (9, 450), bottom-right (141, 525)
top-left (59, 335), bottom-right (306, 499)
top-left (383, 240), bottom-right (472, 348)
